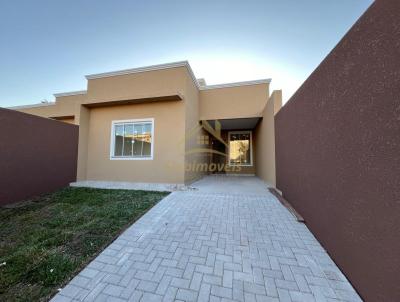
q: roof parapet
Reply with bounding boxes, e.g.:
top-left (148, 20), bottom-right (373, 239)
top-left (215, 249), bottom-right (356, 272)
top-left (9, 61), bottom-right (272, 109)
top-left (7, 102), bottom-right (55, 110)
top-left (85, 61), bottom-right (200, 89)
top-left (84, 61), bottom-right (271, 91)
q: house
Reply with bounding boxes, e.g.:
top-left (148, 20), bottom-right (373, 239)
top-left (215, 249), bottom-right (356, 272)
top-left (10, 61), bottom-right (281, 186)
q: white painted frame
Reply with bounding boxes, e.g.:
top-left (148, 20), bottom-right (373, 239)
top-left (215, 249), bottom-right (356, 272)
top-left (110, 118), bottom-right (154, 160)
top-left (228, 130), bottom-right (253, 167)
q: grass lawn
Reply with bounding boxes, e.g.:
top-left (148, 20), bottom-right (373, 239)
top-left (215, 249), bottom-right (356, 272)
top-left (0, 187), bottom-right (168, 302)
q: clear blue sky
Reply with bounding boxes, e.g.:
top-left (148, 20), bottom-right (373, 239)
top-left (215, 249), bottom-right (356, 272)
top-left (0, 0), bottom-right (373, 107)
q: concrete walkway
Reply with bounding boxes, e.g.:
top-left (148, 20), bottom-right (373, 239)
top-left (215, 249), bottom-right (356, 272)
top-left (52, 176), bottom-right (362, 302)
top-left (190, 175), bottom-right (272, 195)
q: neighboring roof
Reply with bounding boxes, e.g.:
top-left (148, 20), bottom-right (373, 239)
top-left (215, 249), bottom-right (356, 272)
top-left (7, 102), bottom-right (55, 109)
top-left (53, 90), bottom-right (87, 98)
top-left (7, 90), bottom-right (87, 110)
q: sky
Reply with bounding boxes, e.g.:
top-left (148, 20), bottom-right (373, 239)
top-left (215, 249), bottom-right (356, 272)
top-left (0, 0), bottom-right (373, 107)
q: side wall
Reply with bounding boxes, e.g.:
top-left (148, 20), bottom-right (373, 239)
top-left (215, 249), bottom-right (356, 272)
top-left (275, 1), bottom-right (400, 301)
top-left (76, 106), bottom-right (91, 181)
top-left (0, 108), bottom-right (78, 205)
top-left (254, 90), bottom-right (281, 186)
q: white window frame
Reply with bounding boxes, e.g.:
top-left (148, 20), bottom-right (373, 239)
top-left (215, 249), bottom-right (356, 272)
top-left (228, 130), bottom-right (253, 166)
top-left (110, 118), bottom-right (154, 160)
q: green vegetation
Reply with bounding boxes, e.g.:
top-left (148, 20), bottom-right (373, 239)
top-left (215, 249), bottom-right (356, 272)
top-left (0, 187), bottom-right (168, 301)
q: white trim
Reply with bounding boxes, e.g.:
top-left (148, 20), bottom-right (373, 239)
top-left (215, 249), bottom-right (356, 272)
top-left (86, 60), bottom-right (197, 81)
top-left (110, 118), bottom-right (154, 161)
top-left (7, 102), bottom-right (55, 109)
top-left (184, 62), bottom-right (200, 89)
top-left (200, 79), bottom-right (271, 90)
top-left (53, 90), bottom-right (87, 97)
top-left (228, 130), bottom-right (253, 167)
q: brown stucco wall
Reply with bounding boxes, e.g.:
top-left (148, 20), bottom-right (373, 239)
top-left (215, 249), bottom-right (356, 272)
top-left (275, 1), bottom-right (400, 301)
top-left (0, 108), bottom-right (78, 205)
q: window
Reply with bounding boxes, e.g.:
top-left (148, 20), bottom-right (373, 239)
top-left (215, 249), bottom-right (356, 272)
top-left (110, 119), bottom-right (154, 160)
top-left (228, 131), bottom-right (252, 166)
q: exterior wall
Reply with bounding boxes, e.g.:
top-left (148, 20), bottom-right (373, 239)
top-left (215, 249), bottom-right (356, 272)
top-left (16, 93), bottom-right (86, 125)
top-left (0, 108), bottom-right (78, 205)
top-left (85, 67), bottom-right (186, 104)
top-left (76, 106), bottom-right (90, 181)
top-left (199, 83), bottom-right (269, 120)
top-left (84, 101), bottom-right (186, 184)
top-left (254, 90), bottom-right (282, 186)
top-left (78, 67), bottom-right (188, 184)
top-left (183, 70), bottom-right (208, 184)
top-left (275, 1), bottom-right (400, 301)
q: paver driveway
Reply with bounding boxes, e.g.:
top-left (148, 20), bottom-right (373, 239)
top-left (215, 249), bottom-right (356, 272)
top-left (52, 176), bottom-right (362, 302)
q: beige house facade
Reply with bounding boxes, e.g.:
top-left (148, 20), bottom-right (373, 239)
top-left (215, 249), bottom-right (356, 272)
top-left (11, 61), bottom-right (281, 186)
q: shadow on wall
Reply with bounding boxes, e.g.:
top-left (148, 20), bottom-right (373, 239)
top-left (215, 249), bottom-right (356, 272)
top-left (0, 108), bottom-right (79, 205)
top-left (275, 1), bottom-right (400, 302)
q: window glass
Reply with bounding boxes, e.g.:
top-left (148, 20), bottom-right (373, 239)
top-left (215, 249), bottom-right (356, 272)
top-left (112, 121), bottom-right (153, 158)
top-left (229, 132), bottom-right (251, 165)
top-left (123, 124), bottom-right (134, 156)
top-left (142, 123), bottom-right (152, 156)
top-left (132, 124), bottom-right (143, 156)
top-left (114, 125), bottom-right (124, 156)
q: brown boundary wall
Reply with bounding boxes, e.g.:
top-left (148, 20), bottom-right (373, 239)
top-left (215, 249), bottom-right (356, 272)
top-left (275, 1), bottom-right (400, 301)
top-left (0, 108), bottom-right (79, 206)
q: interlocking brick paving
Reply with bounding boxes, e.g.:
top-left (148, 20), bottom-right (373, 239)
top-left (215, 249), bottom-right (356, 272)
top-left (51, 177), bottom-right (362, 302)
